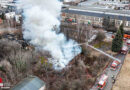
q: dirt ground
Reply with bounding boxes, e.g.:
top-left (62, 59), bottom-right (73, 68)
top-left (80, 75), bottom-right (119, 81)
top-left (112, 54), bottom-right (130, 90)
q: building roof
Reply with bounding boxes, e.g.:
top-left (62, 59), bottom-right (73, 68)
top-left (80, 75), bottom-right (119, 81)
top-left (62, 6), bottom-right (130, 21)
top-left (11, 76), bottom-right (45, 90)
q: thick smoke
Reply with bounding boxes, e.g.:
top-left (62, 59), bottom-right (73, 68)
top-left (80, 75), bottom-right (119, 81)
top-left (20, 0), bottom-right (81, 70)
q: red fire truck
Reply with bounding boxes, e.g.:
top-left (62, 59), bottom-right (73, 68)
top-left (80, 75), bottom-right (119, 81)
top-left (97, 74), bottom-right (108, 89)
top-left (111, 60), bottom-right (120, 70)
top-left (65, 18), bottom-right (75, 23)
top-left (121, 45), bottom-right (128, 54)
top-left (113, 34), bottom-right (130, 40)
top-left (0, 78), bottom-right (3, 87)
top-left (124, 34), bottom-right (130, 39)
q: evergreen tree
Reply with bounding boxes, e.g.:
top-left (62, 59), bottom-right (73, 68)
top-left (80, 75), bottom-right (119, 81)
top-left (120, 23), bottom-right (124, 37)
top-left (112, 29), bottom-right (123, 52)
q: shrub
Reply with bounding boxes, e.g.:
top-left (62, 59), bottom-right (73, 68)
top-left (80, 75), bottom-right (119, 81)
top-left (95, 31), bottom-right (106, 42)
top-left (81, 45), bottom-right (91, 56)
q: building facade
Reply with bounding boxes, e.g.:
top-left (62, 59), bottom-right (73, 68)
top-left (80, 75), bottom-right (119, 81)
top-left (62, 7), bottom-right (130, 31)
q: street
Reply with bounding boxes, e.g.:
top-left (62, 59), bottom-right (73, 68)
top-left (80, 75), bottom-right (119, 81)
top-left (62, 6), bottom-right (130, 21)
top-left (90, 49), bottom-right (129, 90)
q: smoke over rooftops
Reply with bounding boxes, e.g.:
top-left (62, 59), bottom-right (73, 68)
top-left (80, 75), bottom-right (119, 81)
top-left (20, 0), bottom-right (81, 70)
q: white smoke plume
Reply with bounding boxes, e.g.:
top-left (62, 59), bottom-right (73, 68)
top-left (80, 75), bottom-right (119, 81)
top-left (20, 0), bottom-right (81, 70)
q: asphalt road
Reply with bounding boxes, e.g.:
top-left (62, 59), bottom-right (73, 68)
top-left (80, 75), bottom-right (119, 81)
top-left (90, 49), bottom-right (128, 90)
top-left (62, 7), bottom-right (130, 21)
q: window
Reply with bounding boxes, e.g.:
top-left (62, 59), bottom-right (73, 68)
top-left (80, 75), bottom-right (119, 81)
top-left (94, 17), bottom-right (100, 22)
top-left (116, 20), bottom-right (121, 25)
top-left (80, 15), bottom-right (86, 20)
top-left (86, 16), bottom-right (91, 19)
top-left (128, 21), bottom-right (130, 26)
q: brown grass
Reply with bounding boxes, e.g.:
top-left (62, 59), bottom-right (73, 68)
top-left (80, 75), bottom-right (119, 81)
top-left (112, 54), bottom-right (130, 90)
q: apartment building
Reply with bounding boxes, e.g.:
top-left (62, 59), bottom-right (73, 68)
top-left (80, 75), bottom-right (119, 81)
top-left (62, 6), bottom-right (130, 31)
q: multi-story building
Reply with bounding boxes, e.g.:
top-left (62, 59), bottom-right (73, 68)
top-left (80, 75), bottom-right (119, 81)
top-left (62, 6), bottom-right (130, 31)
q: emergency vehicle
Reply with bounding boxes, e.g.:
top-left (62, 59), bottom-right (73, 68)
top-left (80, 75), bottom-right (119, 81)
top-left (97, 74), bottom-right (108, 89)
top-left (124, 34), bottom-right (130, 39)
top-left (113, 34), bottom-right (130, 39)
top-left (0, 77), bottom-right (3, 87)
top-left (111, 60), bottom-right (120, 70)
top-left (121, 45), bottom-right (128, 54)
top-left (127, 40), bottom-right (130, 45)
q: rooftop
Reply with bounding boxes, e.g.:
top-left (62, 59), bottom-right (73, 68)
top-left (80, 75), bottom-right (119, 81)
top-left (62, 6), bottom-right (130, 21)
top-left (68, 6), bottom-right (130, 16)
top-left (11, 76), bottom-right (45, 90)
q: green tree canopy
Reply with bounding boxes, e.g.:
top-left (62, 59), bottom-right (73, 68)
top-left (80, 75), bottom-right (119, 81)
top-left (120, 23), bottom-right (124, 37)
top-left (112, 29), bottom-right (123, 52)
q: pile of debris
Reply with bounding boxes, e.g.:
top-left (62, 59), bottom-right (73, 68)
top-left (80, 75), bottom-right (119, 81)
top-left (0, 33), bottom-right (34, 50)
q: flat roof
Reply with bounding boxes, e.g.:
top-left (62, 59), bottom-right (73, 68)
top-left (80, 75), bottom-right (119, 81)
top-left (11, 76), bottom-right (45, 90)
top-left (62, 6), bottom-right (130, 21)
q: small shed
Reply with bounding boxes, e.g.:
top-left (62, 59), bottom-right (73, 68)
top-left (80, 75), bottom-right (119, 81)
top-left (11, 76), bottom-right (45, 90)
